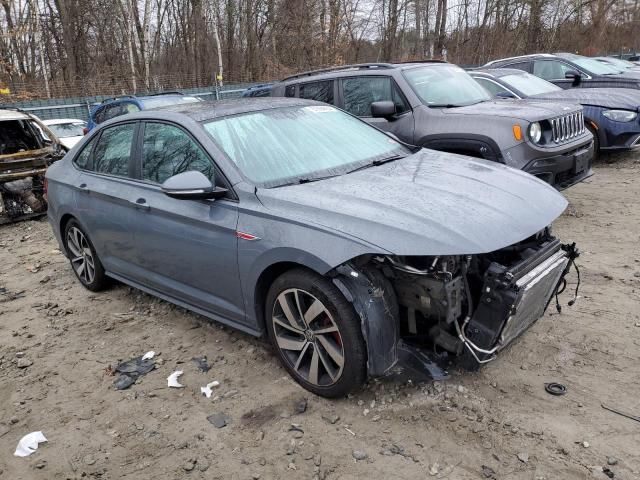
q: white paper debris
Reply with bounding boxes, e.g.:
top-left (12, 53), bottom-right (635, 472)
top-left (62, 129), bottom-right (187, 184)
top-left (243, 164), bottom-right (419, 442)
top-left (200, 381), bottom-right (220, 398)
top-left (167, 370), bottom-right (184, 388)
top-left (14, 431), bottom-right (47, 457)
top-left (141, 351), bottom-right (155, 360)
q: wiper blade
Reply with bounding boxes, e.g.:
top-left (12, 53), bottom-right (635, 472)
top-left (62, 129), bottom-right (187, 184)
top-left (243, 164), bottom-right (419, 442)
top-left (427, 103), bottom-right (460, 108)
top-left (346, 154), bottom-right (405, 174)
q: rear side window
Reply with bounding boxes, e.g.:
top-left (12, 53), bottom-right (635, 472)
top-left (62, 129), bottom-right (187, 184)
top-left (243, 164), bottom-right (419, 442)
top-left (285, 85), bottom-right (296, 97)
top-left (94, 102), bottom-right (140, 125)
top-left (299, 81), bottom-right (334, 104)
top-left (342, 76), bottom-right (409, 117)
top-left (92, 123), bottom-right (135, 176)
top-left (73, 136), bottom-right (99, 170)
top-left (141, 122), bottom-right (214, 184)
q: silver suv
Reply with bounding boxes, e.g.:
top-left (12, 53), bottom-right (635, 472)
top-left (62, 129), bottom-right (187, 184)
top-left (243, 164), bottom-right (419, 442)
top-left (271, 61), bottom-right (594, 190)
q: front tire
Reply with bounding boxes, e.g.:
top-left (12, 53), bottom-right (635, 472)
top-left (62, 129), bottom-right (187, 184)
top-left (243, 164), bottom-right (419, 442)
top-left (265, 269), bottom-right (366, 398)
top-left (64, 219), bottom-right (108, 291)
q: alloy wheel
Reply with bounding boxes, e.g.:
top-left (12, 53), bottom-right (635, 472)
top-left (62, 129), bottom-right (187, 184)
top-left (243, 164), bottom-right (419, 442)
top-left (272, 288), bottom-right (345, 386)
top-left (66, 226), bottom-right (96, 284)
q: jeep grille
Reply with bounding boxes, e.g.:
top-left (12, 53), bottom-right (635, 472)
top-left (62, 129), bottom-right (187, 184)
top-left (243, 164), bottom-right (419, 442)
top-left (551, 112), bottom-right (584, 143)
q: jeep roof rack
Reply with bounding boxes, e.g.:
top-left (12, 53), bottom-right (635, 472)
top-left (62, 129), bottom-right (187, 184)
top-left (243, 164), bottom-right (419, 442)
top-left (144, 91), bottom-right (185, 97)
top-left (281, 63), bottom-right (395, 82)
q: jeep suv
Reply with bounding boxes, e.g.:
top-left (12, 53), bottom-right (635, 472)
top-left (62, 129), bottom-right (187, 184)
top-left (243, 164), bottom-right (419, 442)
top-left (271, 62), bottom-right (594, 190)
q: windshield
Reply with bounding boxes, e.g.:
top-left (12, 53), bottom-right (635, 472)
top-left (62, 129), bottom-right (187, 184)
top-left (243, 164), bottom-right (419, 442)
top-left (203, 105), bottom-right (409, 187)
top-left (403, 65), bottom-right (491, 107)
top-left (571, 57), bottom-right (623, 74)
top-left (141, 96), bottom-right (200, 109)
top-left (599, 57), bottom-right (635, 69)
top-left (47, 122), bottom-right (86, 138)
top-left (501, 73), bottom-right (562, 96)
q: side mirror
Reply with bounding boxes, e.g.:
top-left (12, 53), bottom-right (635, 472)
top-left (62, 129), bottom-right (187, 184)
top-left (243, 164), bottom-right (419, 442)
top-left (496, 90), bottom-right (516, 99)
top-left (564, 70), bottom-right (582, 85)
top-left (161, 171), bottom-right (227, 200)
top-left (371, 101), bottom-right (396, 119)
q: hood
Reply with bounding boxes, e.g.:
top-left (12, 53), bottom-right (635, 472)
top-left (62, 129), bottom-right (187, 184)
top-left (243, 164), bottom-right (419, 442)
top-left (439, 99), bottom-right (581, 122)
top-left (530, 88), bottom-right (640, 111)
top-left (257, 150), bottom-right (567, 256)
top-left (59, 136), bottom-right (82, 150)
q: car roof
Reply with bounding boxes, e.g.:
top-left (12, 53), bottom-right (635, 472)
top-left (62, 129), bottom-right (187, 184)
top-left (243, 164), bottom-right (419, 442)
top-left (129, 97), bottom-right (326, 123)
top-left (472, 68), bottom-right (529, 78)
top-left (42, 118), bottom-right (86, 125)
top-left (0, 109), bottom-right (32, 121)
top-left (280, 60), bottom-right (448, 82)
top-left (484, 53), bottom-right (556, 66)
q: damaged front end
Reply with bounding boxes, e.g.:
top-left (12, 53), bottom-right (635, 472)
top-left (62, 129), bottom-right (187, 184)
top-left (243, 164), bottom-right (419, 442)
top-left (332, 228), bottom-right (579, 380)
top-left (0, 112), bottom-right (64, 224)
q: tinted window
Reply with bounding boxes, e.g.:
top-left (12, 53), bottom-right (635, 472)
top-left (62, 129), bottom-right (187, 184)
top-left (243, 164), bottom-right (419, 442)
top-left (142, 122), bottom-right (213, 184)
top-left (504, 61), bottom-right (530, 72)
top-left (533, 60), bottom-right (573, 80)
top-left (92, 123), bottom-right (135, 176)
top-left (299, 81), bottom-right (334, 104)
top-left (285, 85), bottom-right (296, 97)
top-left (204, 105), bottom-right (409, 187)
top-left (73, 136), bottom-right (98, 170)
top-left (95, 102), bottom-right (140, 125)
top-left (342, 77), bottom-right (409, 117)
top-left (475, 78), bottom-right (510, 97)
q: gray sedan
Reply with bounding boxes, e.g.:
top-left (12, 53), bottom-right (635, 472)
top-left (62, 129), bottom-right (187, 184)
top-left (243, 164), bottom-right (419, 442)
top-left (46, 98), bottom-right (578, 397)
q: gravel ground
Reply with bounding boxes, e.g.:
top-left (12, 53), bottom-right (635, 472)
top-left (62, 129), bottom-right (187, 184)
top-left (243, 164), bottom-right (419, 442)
top-left (0, 153), bottom-right (639, 479)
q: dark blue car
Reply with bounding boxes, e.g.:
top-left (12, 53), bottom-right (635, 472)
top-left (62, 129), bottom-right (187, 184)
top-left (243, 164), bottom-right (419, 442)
top-left (86, 93), bottom-right (201, 132)
top-left (472, 69), bottom-right (640, 154)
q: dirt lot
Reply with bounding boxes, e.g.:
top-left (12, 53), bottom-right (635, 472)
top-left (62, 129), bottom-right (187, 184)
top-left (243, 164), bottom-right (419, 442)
top-left (1, 154), bottom-right (639, 480)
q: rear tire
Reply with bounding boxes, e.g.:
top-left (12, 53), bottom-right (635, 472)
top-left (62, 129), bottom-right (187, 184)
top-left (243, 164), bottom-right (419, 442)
top-left (64, 219), bottom-right (108, 291)
top-left (265, 269), bottom-right (366, 398)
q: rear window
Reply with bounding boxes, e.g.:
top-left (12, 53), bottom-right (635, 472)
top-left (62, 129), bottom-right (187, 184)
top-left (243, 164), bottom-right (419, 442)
top-left (299, 81), bottom-right (334, 104)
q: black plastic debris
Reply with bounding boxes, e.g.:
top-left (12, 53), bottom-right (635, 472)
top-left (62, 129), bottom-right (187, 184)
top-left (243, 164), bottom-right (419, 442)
top-left (192, 356), bottom-right (211, 373)
top-left (113, 356), bottom-right (156, 390)
top-left (545, 382), bottom-right (567, 396)
top-left (207, 413), bottom-right (229, 428)
top-left (294, 398), bottom-right (308, 414)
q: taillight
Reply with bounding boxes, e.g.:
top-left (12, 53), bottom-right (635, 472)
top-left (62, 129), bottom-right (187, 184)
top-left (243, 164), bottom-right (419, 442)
top-left (83, 127), bottom-right (89, 135)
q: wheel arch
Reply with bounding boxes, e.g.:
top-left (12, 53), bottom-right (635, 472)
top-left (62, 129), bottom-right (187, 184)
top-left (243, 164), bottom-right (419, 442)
top-left (419, 133), bottom-right (504, 162)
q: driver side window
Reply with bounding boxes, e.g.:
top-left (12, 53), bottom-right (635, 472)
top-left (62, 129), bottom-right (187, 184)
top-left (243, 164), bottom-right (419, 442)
top-left (141, 122), bottom-right (214, 184)
top-left (533, 60), bottom-right (573, 80)
top-left (475, 78), bottom-right (511, 97)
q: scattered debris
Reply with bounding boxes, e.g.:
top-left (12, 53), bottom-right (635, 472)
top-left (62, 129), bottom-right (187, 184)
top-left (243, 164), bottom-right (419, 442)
top-left (429, 463), bottom-right (439, 476)
top-left (607, 457), bottom-right (618, 466)
top-left (602, 466), bottom-right (615, 478)
top-left (167, 371), bottom-right (184, 388)
top-left (322, 412), bottom-right (340, 425)
top-left (294, 398), bottom-right (308, 414)
top-left (14, 431), bottom-right (47, 457)
top-left (113, 354), bottom-right (156, 390)
top-left (192, 356), bottom-right (211, 372)
top-left (352, 450), bottom-right (367, 461)
top-left (601, 403), bottom-right (640, 423)
top-left (517, 452), bottom-right (529, 463)
top-left (141, 351), bottom-right (155, 361)
top-left (16, 357), bottom-right (33, 368)
top-left (481, 465), bottom-right (496, 478)
top-left (207, 413), bottom-right (229, 428)
top-left (200, 381), bottom-right (220, 398)
top-left (544, 382), bottom-right (567, 396)
top-left (581, 441), bottom-right (590, 448)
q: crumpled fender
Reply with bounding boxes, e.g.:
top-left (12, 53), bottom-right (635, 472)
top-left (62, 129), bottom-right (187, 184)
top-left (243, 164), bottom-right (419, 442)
top-left (331, 263), bottom-right (400, 377)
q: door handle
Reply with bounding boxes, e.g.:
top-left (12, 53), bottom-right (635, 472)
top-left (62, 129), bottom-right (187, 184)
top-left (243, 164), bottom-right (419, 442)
top-left (132, 198), bottom-right (150, 211)
top-left (78, 183), bottom-right (90, 193)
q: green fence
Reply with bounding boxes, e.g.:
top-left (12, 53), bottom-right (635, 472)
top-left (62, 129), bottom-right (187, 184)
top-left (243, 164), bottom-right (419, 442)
top-left (0, 82), bottom-right (260, 122)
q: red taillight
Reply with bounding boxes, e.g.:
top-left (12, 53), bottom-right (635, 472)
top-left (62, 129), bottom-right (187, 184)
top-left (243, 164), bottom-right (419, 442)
top-left (83, 127), bottom-right (89, 135)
